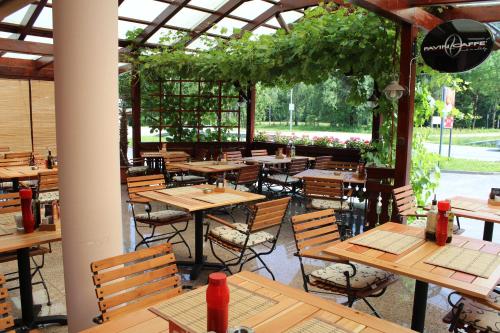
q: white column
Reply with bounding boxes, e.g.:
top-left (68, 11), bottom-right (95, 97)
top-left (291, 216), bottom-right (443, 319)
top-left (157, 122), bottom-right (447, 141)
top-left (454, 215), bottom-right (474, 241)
top-left (53, 1), bottom-right (123, 331)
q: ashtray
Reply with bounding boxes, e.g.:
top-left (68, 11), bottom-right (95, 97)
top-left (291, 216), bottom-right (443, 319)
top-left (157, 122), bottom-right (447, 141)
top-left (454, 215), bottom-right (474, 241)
top-left (31, 166), bottom-right (39, 170)
top-left (202, 188), bottom-right (213, 194)
top-left (333, 171), bottom-right (341, 176)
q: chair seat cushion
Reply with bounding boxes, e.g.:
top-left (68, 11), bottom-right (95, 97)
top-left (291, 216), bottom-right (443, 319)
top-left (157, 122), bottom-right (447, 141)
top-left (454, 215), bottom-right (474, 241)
top-left (128, 166), bottom-right (148, 174)
top-left (210, 223), bottom-right (274, 247)
top-left (310, 263), bottom-right (393, 290)
top-left (135, 210), bottom-right (190, 224)
top-left (172, 175), bottom-right (206, 182)
top-left (311, 199), bottom-right (344, 211)
top-left (38, 191), bottom-right (59, 203)
top-left (452, 291), bottom-right (499, 333)
top-left (232, 185), bottom-right (250, 192)
top-left (267, 174), bottom-right (299, 184)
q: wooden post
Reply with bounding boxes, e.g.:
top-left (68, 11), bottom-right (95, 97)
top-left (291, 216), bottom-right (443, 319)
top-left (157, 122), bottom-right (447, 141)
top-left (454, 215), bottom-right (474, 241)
top-left (371, 111), bottom-right (382, 142)
top-left (246, 85), bottom-right (256, 147)
top-left (131, 68), bottom-right (141, 161)
top-left (394, 23), bottom-right (417, 187)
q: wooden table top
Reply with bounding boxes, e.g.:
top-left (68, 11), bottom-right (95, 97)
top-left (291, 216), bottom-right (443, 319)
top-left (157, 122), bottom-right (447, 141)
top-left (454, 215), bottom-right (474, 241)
top-left (294, 168), bottom-right (365, 184)
top-left (168, 161), bottom-right (246, 174)
top-left (140, 151), bottom-right (189, 158)
top-left (82, 271), bottom-right (415, 333)
top-left (138, 185), bottom-right (265, 212)
top-left (0, 227), bottom-right (61, 253)
top-left (324, 222), bottom-right (500, 300)
top-left (0, 166), bottom-right (56, 180)
top-left (447, 196), bottom-right (500, 224)
top-left (243, 155), bottom-right (315, 165)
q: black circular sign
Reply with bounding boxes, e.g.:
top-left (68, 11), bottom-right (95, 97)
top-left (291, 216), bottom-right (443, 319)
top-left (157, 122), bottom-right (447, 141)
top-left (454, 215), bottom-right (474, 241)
top-left (421, 19), bottom-right (494, 73)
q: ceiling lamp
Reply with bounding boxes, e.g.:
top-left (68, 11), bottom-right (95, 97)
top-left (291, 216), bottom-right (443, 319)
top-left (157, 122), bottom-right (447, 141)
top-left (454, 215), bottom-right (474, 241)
top-left (383, 80), bottom-right (406, 101)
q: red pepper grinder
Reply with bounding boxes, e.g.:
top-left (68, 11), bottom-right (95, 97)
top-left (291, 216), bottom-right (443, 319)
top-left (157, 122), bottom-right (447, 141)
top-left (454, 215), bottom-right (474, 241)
top-left (19, 188), bottom-right (35, 233)
top-left (206, 272), bottom-right (230, 333)
top-left (436, 200), bottom-right (450, 246)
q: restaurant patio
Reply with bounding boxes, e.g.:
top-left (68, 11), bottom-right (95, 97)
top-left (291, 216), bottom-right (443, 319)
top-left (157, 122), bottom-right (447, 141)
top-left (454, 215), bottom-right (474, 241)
top-left (0, 1), bottom-right (499, 333)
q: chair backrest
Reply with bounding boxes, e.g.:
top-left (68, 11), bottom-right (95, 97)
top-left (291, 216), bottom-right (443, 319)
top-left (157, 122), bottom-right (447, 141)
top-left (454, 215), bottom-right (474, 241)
top-left (0, 193), bottom-right (21, 215)
top-left (288, 158), bottom-right (308, 175)
top-left (0, 147), bottom-right (9, 153)
top-left (127, 174), bottom-right (167, 202)
top-left (314, 156), bottom-right (332, 170)
top-left (248, 197), bottom-right (290, 232)
top-left (291, 209), bottom-right (340, 254)
top-left (90, 243), bottom-right (181, 323)
top-left (0, 275), bottom-right (14, 332)
top-left (303, 177), bottom-right (344, 201)
top-left (4, 151), bottom-right (32, 159)
top-left (38, 170), bottom-right (58, 193)
top-left (236, 164), bottom-right (260, 186)
top-left (326, 161), bottom-right (358, 171)
top-left (223, 150), bottom-right (243, 162)
top-left (251, 149), bottom-right (268, 157)
top-left (0, 157), bottom-right (30, 167)
top-left (392, 185), bottom-right (418, 216)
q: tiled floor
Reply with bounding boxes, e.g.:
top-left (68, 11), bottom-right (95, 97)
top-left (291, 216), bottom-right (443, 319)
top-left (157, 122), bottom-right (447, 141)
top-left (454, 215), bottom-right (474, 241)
top-left (1, 182), bottom-right (499, 333)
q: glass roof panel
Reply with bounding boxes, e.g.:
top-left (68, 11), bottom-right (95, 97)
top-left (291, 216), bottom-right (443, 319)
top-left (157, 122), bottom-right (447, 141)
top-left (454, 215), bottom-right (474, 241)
top-left (166, 8), bottom-right (210, 30)
top-left (146, 27), bottom-right (182, 44)
top-left (186, 36), bottom-right (216, 50)
top-left (1, 4), bottom-right (33, 24)
top-left (119, 0), bottom-right (168, 22)
top-left (280, 11), bottom-right (303, 24)
top-left (118, 20), bottom-right (147, 39)
top-left (188, 0), bottom-right (229, 11)
top-left (207, 17), bottom-right (246, 37)
top-left (230, 1), bottom-right (274, 20)
top-left (2, 52), bottom-right (41, 60)
top-left (25, 35), bottom-right (54, 44)
top-left (251, 26), bottom-right (276, 37)
top-left (33, 7), bottom-right (53, 29)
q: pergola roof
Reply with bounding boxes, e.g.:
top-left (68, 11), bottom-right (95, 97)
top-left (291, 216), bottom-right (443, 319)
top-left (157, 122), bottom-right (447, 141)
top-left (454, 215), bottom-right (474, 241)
top-left (0, 0), bottom-right (498, 80)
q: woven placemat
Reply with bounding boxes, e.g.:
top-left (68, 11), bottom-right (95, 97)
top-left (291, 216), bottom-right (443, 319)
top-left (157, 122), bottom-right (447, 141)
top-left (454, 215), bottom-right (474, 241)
top-left (0, 212), bottom-right (17, 236)
top-left (150, 283), bottom-right (278, 333)
top-left (192, 193), bottom-right (245, 204)
top-left (451, 200), bottom-right (484, 212)
top-left (159, 187), bottom-right (204, 196)
top-left (349, 230), bottom-right (423, 255)
top-left (285, 318), bottom-right (352, 333)
top-left (424, 245), bottom-right (500, 279)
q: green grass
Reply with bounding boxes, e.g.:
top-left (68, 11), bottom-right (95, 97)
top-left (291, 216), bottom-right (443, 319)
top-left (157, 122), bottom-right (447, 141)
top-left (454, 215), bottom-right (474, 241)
top-left (439, 157), bottom-right (500, 173)
top-left (255, 122), bottom-right (371, 133)
top-left (416, 128), bottom-right (500, 147)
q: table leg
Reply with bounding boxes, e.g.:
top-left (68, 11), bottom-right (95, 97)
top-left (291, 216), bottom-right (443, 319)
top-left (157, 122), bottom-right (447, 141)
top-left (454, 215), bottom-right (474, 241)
top-left (257, 169), bottom-right (263, 194)
top-left (483, 221), bottom-right (494, 242)
top-left (12, 178), bottom-right (20, 192)
top-left (411, 280), bottom-right (428, 332)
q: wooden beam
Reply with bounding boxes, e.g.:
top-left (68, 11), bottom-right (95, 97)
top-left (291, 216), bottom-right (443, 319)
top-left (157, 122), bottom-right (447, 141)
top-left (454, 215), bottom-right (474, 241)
top-left (184, 0), bottom-right (245, 47)
top-left (0, 0), bottom-right (34, 21)
top-left (439, 5), bottom-right (500, 22)
top-left (0, 37), bottom-right (52, 55)
top-left (0, 21), bottom-right (51, 38)
top-left (131, 68), bottom-right (141, 160)
top-left (0, 57), bottom-right (53, 80)
top-left (246, 85), bottom-right (256, 145)
top-left (275, 13), bottom-right (291, 33)
top-left (394, 23), bottom-right (418, 188)
top-left (410, 0), bottom-right (490, 6)
top-left (18, 0), bottom-right (47, 39)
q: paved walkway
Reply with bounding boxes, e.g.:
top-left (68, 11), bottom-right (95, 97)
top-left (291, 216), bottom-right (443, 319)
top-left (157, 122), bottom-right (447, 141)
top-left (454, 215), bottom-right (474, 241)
top-left (425, 143), bottom-right (499, 161)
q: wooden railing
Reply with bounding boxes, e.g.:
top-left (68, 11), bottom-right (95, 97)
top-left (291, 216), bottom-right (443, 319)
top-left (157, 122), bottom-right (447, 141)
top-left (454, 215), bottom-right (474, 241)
top-left (364, 166), bottom-right (397, 230)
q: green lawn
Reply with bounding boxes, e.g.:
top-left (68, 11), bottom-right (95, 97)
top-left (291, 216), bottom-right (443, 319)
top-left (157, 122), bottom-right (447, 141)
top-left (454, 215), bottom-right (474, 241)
top-left (416, 128), bottom-right (500, 147)
top-left (438, 157), bottom-right (500, 173)
top-left (255, 122), bottom-right (371, 133)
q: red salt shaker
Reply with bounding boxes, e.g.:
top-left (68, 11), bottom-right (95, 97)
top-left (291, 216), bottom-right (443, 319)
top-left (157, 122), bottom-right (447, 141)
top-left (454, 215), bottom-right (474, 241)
top-left (20, 188), bottom-right (35, 233)
top-left (436, 201), bottom-right (450, 246)
top-left (206, 272), bottom-right (230, 333)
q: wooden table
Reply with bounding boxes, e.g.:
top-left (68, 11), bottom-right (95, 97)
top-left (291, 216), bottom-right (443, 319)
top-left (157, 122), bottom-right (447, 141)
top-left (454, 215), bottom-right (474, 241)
top-left (83, 271), bottom-right (416, 333)
top-left (138, 185), bottom-right (265, 279)
top-left (243, 155), bottom-right (314, 166)
top-left (323, 222), bottom-right (500, 332)
top-left (140, 151), bottom-right (189, 173)
top-left (447, 196), bottom-right (500, 241)
top-left (0, 225), bottom-right (66, 330)
top-left (0, 166), bottom-right (56, 191)
top-left (169, 161), bottom-right (246, 174)
top-left (294, 168), bottom-right (366, 185)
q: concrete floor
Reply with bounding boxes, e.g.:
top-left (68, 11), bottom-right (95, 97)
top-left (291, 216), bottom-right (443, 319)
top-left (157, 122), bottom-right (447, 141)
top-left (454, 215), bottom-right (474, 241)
top-left (1, 173), bottom-right (499, 333)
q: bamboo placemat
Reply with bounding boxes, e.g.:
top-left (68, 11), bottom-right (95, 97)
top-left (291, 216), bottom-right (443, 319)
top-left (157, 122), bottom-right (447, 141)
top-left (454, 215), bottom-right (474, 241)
top-left (150, 283), bottom-right (278, 333)
top-left (424, 245), bottom-right (500, 279)
top-left (286, 318), bottom-right (352, 333)
top-left (192, 193), bottom-right (246, 204)
top-left (451, 199), bottom-right (484, 212)
top-left (0, 213), bottom-right (17, 236)
top-left (349, 230), bottom-right (424, 255)
top-left (158, 187), bottom-right (204, 196)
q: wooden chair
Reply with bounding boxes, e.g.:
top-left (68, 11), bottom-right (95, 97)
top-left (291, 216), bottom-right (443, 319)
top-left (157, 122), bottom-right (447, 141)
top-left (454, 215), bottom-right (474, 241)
top-left (326, 161), bottom-right (358, 171)
top-left (230, 164), bottom-right (261, 192)
top-left (37, 170), bottom-right (59, 204)
top-left (4, 151), bottom-right (32, 159)
top-left (313, 156), bottom-right (332, 170)
top-left (265, 158), bottom-right (308, 194)
top-left (303, 177), bottom-right (352, 212)
top-left (90, 243), bottom-right (182, 324)
top-left (207, 197), bottom-right (290, 280)
top-left (163, 154), bottom-right (206, 186)
top-left (0, 157), bottom-right (30, 167)
top-left (126, 175), bottom-right (192, 254)
top-left (0, 146), bottom-right (9, 152)
top-left (250, 149), bottom-right (268, 157)
top-left (444, 288), bottom-right (499, 333)
top-left (120, 150), bottom-right (149, 176)
top-left (291, 209), bottom-right (396, 317)
top-left (0, 275), bottom-right (15, 333)
top-left (0, 193), bottom-right (52, 305)
top-left (223, 150), bottom-right (244, 163)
